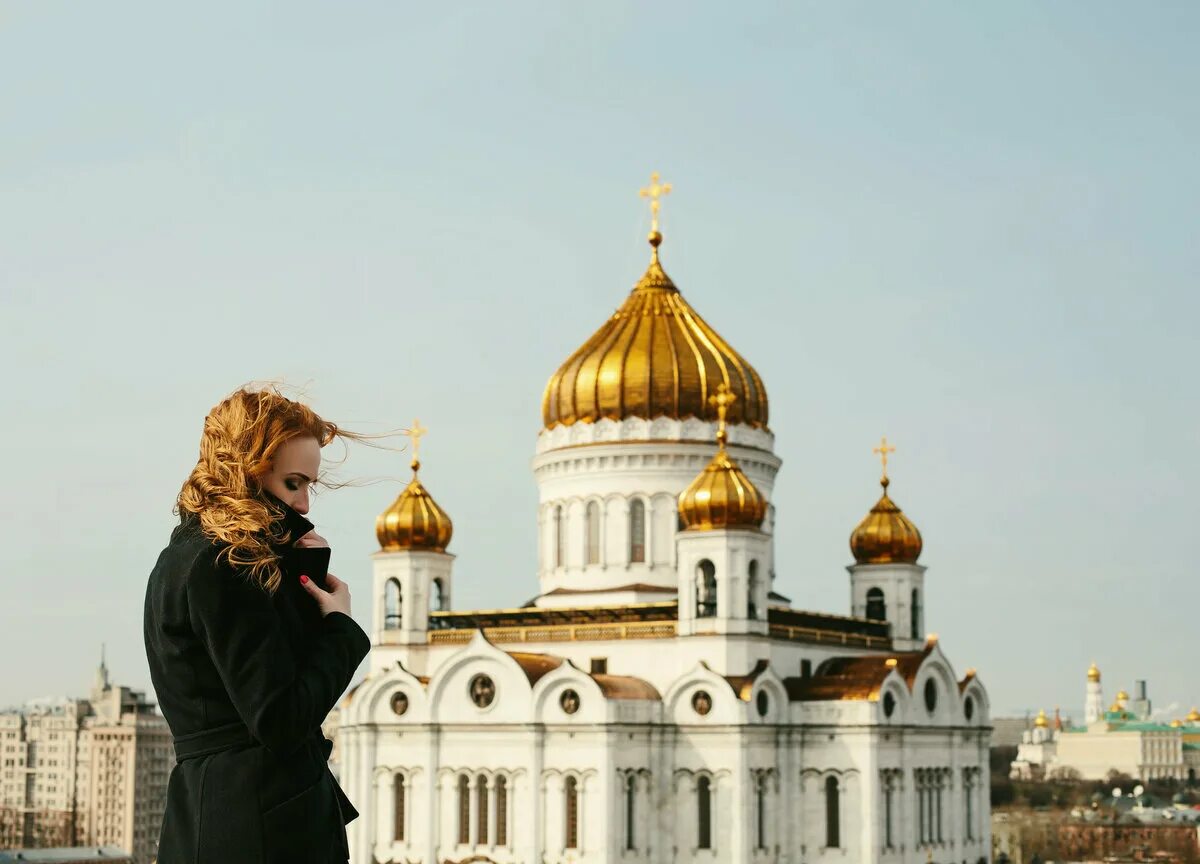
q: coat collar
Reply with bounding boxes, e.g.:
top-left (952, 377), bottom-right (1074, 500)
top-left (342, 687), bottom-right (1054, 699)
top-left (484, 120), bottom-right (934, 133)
top-left (262, 492), bottom-right (315, 549)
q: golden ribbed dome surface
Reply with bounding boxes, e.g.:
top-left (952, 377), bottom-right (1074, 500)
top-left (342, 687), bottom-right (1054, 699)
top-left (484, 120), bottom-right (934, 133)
top-left (678, 448), bottom-right (767, 531)
top-left (542, 235), bottom-right (768, 431)
top-left (850, 477), bottom-right (923, 565)
top-left (376, 459), bottom-right (453, 552)
top-left (1034, 709), bottom-right (1049, 728)
top-left (1087, 663), bottom-right (1101, 683)
top-left (1187, 706), bottom-right (1200, 723)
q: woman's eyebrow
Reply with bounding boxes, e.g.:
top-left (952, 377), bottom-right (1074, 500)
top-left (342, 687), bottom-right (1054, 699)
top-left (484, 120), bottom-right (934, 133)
top-left (286, 472), bottom-right (315, 482)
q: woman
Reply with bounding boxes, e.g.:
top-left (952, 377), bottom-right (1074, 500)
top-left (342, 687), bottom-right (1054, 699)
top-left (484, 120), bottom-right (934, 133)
top-left (143, 386), bottom-right (372, 864)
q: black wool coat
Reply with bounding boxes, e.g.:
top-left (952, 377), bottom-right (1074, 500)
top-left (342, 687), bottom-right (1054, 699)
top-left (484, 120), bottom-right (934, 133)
top-left (143, 498), bottom-right (371, 864)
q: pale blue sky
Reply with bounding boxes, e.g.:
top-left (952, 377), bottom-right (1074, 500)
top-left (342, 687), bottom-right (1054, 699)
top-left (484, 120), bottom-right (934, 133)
top-left (2, 2), bottom-right (1197, 719)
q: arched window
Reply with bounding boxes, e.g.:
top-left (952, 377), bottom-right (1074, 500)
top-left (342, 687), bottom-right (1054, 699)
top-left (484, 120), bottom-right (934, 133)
top-left (629, 499), bottom-right (646, 563)
top-left (393, 773), bottom-right (405, 841)
top-left (696, 560), bottom-right (717, 618)
top-left (495, 775), bottom-right (508, 846)
top-left (585, 501), bottom-right (601, 565)
top-left (825, 776), bottom-right (840, 848)
top-left (697, 776), bottom-right (712, 849)
top-left (554, 505), bottom-right (565, 569)
top-left (911, 588), bottom-right (921, 640)
top-left (457, 774), bottom-right (469, 845)
top-left (384, 579), bottom-right (402, 629)
top-left (476, 774), bottom-right (488, 845)
top-left (747, 560), bottom-right (759, 620)
top-left (431, 578), bottom-right (445, 613)
top-left (866, 587), bottom-right (886, 622)
top-left (564, 776), bottom-right (579, 849)
top-left (624, 773), bottom-right (636, 850)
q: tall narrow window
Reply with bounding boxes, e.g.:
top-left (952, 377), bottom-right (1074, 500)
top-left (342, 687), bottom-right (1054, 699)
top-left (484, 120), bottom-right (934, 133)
top-left (935, 770), bottom-right (944, 843)
top-left (476, 774), bottom-right (488, 845)
top-left (585, 502), bottom-right (601, 565)
top-left (883, 772), bottom-right (894, 849)
top-left (964, 769), bottom-right (973, 841)
top-left (554, 505), bottom-right (565, 569)
top-left (457, 775), bottom-right (469, 845)
top-left (564, 776), bottom-right (579, 849)
top-left (496, 776), bottom-right (508, 846)
top-left (911, 588), bottom-right (921, 640)
top-left (629, 499), bottom-right (646, 563)
top-left (755, 772), bottom-right (767, 849)
top-left (431, 578), bottom-right (445, 612)
top-left (697, 776), bottom-right (712, 849)
top-left (696, 560), bottom-right (717, 618)
top-left (385, 579), bottom-right (402, 629)
top-left (866, 587), bottom-right (886, 621)
top-left (393, 773), bottom-right (406, 841)
top-left (825, 776), bottom-right (840, 848)
top-left (624, 773), bottom-right (636, 851)
top-left (747, 561), bottom-right (759, 620)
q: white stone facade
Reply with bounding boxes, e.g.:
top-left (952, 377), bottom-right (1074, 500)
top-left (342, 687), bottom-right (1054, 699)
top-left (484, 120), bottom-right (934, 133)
top-left (337, 413), bottom-right (992, 863)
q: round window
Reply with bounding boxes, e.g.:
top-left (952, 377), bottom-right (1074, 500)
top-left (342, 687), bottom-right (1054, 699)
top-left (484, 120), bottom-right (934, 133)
top-left (924, 679), bottom-right (938, 713)
top-left (692, 690), bottom-right (712, 716)
top-left (883, 691), bottom-right (896, 718)
top-left (389, 691), bottom-right (409, 716)
top-left (469, 674), bottom-right (496, 709)
top-left (560, 688), bottom-right (581, 715)
top-left (964, 695), bottom-right (975, 721)
top-left (756, 690), bottom-right (769, 717)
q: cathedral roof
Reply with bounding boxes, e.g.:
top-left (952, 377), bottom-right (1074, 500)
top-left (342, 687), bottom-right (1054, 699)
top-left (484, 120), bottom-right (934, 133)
top-left (505, 650), bottom-right (659, 700)
top-left (677, 384), bottom-right (767, 531)
top-left (723, 659), bottom-right (771, 701)
top-left (541, 230), bottom-right (768, 432)
top-left (850, 476), bottom-right (923, 565)
top-left (376, 456), bottom-right (453, 552)
top-left (783, 639), bottom-right (937, 702)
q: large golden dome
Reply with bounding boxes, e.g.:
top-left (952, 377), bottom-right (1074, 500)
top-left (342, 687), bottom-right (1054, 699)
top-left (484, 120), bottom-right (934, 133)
top-left (850, 477), bottom-right (923, 565)
top-left (1088, 662), bottom-right (1101, 683)
top-left (376, 458), bottom-right (453, 552)
top-left (677, 385), bottom-right (767, 531)
top-left (542, 231), bottom-right (768, 431)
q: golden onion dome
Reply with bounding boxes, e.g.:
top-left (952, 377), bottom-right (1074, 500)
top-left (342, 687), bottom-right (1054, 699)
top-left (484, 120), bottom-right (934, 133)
top-left (850, 477), bottom-right (923, 565)
top-left (1088, 662), bottom-right (1101, 683)
top-left (1188, 707), bottom-right (1200, 723)
top-left (376, 458), bottom-right (453, 552)
top-left (678, 384), bottom-right (767, 531)
top-left (542, 230), bottom-right (768, 432)
top-left (1116, 689), bottom-right (1129, 702)
top-left (1171, 719), bottom-right (1183, 728)
top-left (1034, 709), bottom-right (1049, 728)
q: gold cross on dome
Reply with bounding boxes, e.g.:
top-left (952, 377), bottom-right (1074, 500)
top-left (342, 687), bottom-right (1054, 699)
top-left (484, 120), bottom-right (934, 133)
top-left (873, 436), bottom-right (896, 480)
top-left (403, 419), bottom-right (428, 465)
top-left (709, 382), bottom-right (737, 446)
top-left (639, 171), bottom-right (672, 233)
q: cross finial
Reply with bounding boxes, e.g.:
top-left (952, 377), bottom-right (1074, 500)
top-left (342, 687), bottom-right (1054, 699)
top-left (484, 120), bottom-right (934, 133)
top-left (403, 419), bottom-right (428, 471)
top-left (639, 171), bottom-right (672, 235)
top-left (873, 436), bottom-right (896, 484)
top-left (709, 381), bottom-right (737, 448)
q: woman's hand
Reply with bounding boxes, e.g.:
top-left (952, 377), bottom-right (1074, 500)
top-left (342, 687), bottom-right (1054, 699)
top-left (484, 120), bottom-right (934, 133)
top-left (299, 572), bottom-right (352, 618)
top-left (295, 530), bottom-right (329, 548)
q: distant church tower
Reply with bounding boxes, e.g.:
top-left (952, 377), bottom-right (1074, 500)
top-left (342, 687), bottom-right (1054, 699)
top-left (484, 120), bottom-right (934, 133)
top-left (846, 438), bottom-right (927, 651)
top-left (372, 421), bottom-right (455, 646)
top-left (1085, 662), bottom-right (1104, 724)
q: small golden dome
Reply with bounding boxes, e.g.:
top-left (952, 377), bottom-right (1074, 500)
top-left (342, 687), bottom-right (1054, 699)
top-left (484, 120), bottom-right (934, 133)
top-left (1034, 708), bottom-right (1049, 728)
top-left (1187, 707), bottom-right (1200, 723)
top-left (1171, 719), bottom-right (1183, 728)
top-left (376, 458), bottom-right (453, 552)
top-left (542, 231), bottom-right (768, 432)
top-left (850, 477), bottom-right (923, 565)
top-left (1088, 662), bottom-right (1101, 683)
top-left (1116, 689), bottom-right (1129, 702)
top-left (678, 384), bottom-right (766, 531)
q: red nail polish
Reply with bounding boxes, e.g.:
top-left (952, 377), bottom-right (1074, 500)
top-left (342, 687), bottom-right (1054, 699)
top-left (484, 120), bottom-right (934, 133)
top-left (300, 575), bottom-right (309, 584)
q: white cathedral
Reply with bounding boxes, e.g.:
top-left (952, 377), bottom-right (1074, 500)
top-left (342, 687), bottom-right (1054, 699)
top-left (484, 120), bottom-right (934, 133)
top-left (335, 182), bottom-right (992, 864)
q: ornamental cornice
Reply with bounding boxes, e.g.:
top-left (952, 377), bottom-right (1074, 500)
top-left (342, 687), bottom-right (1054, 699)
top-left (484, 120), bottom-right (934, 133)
top-left (535, 415), bottom-right (774, 456)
